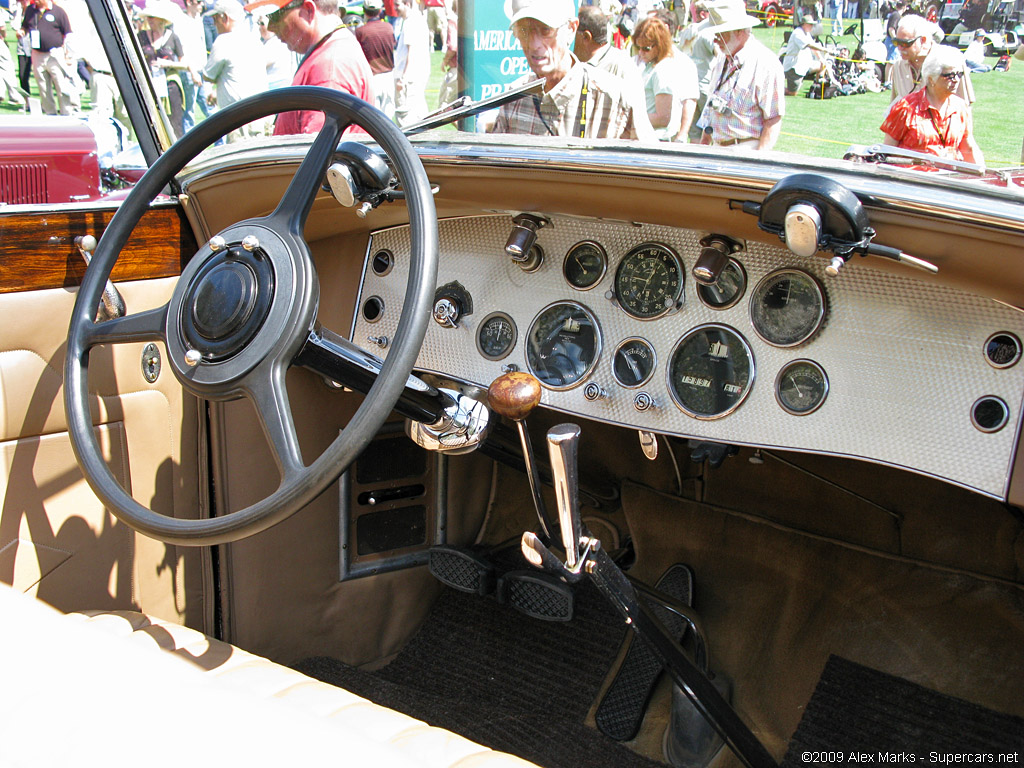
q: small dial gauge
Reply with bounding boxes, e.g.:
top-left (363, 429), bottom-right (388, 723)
top-left (614, 242), bottom-right (684, 320)
top-left (749, 268), bottom-right (827, 347)
top-left (476, 312), bottom-right (517, 361)
top-left (775, 359), bottom-right (829, 415)
top-left (668, 324), bottom-right (754, 419)
top-left (526, 301), bottom-right (602, 390)
top-left (563, 241), bottom-right (608, 290)
top-left (613, 338), bottom-right (657, 388)
top-left (696, 258), bottom-right (747, 310)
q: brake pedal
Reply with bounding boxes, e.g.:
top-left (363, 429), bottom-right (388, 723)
top-left (428, 546), bottom-right (495, 596)
top-left (595, 563), bottom-right (694, 741)
top-left (499, 570), bottom-right (574, 622)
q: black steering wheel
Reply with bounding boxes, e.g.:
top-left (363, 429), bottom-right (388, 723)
top-left (64, 87), bottom-right (438, 546)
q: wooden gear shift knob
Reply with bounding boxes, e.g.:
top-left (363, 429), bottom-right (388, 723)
top-left (487, 371), bottom-right (542, 422)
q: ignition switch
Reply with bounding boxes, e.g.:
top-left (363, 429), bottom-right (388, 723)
top-left (432, 281), bottom-right (473, 329)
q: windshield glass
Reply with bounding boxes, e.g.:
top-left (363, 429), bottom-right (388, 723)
top-left (3, 0), bottom-right (1021, 206)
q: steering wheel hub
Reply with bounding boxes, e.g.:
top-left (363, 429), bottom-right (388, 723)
top-left (181, 245), bottom-right (275, 362)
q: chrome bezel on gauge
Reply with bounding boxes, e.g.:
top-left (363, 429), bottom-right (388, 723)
top-left (774, 359), bottom-right (829, 416)
top-left (475, 311), bottom-right (518, 362)
top-left (696, 257), bottom-right (747, 310)
top-left (525, 300), bottom-right (602, 391)
top-left (749, 268), bottom-right (827, 348)
top-left (983, 332), bottom-right (1022, 369)
top-left (612, 337), bottom-right (657, 389)
top-left (563, 240), bottom-right (608, 291)
top-left (613, 242), bottom-right (684, 320)
top-left (971, 396), bottom-right (1010, 433)
top-left (667, 323), bottom-right (755, 420)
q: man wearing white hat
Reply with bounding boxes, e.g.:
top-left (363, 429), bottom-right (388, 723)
top-left (695, 0), bottom-right (784, 150)
top-left (491, 0), bottom-right (654, 140)
top-left (202, 0), bottom-right (269, 139)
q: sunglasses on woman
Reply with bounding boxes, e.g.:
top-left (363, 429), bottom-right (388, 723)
top-left (940, 70), bottom-right (964, 80)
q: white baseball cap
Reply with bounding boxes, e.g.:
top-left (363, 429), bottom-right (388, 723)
top-left (509, 0), bottom-right (578, 30)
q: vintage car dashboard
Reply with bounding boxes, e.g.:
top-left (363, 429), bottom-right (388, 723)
top-left (351, 213), bottom-right (1024, 501)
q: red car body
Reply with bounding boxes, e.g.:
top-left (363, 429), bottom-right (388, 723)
top-left (0, 116), bottom-right (104, 205)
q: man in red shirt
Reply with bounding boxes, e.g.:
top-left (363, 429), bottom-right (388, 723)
top-left (244, 0), bottom-right (373, 134)
top-left (354, 0), bottom-right (396, 119)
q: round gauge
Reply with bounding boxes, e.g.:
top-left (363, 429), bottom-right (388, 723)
top-left (476, 312), bottom-right (517, 361)
top-left (749, 268), bottom-right (827, 347)
top-left (614, 242), bottom-right (684, 320)
top-left (526, 301), bottom-right (602, 391)
top-left (775, 359), bottom-right (829, 415)
top-left (613, 338), bottom-right (657, 388)
top-left (563, 241), bottom-right (607, 290)
top-left (696, 258), bottom-right (747, 310)
top-left (668, 324), bottom-right (754, 419)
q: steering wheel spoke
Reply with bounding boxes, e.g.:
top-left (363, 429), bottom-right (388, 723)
top-left (271, 114), bottom-right (348, 235)
top-left (81, 304), bottom-right (168, 348)
top-left (247, 366), bottom-right (305, 483)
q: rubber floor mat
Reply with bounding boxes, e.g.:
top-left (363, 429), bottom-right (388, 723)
top-left (782, 656), bottom-right (1024, 765)
top-left (297, 574), bottom-right (667, 768)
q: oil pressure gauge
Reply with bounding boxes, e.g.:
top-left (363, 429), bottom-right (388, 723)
top-left (563, 241), bottom-right (607, 290)
top-left (775, 359), bottom-right (828, 415)
top-left (476, 312), bottom-right (517, 361)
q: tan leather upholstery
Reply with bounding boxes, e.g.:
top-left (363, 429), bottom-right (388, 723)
top-left (0, 584), bottom-right (539, 768)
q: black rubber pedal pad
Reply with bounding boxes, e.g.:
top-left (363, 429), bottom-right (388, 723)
top-left (428, 546), bottom-right (496, 596)
top-left (595, 563), bottom-right (694, 741)
top-left (499, 570), bottom-right (574, 622)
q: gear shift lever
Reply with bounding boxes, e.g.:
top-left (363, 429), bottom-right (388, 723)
top-left (487, 371), bottom-right (557, 542)
top-left (547, 423), bottom-right (583, 568)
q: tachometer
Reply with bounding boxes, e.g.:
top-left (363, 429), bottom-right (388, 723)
top-left (668, 324), bottom-right (754, 419)
top-left (476, 312), bottom-right (517, 361)
top-left (563, 241), bottom-right (607, 290)
top-left (614, 242), bottom-right (684, 320)
top-left (526, 301), bottom-right (602, 390)
top-left (749, 268), bottom-right (826, 347)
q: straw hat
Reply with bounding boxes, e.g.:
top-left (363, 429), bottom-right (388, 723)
top-left (704, 0), bottom-right (761, 33)
top-left (139, 0), bottom-right (179, 22)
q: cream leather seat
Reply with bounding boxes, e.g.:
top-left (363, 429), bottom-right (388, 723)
top-left (0, 585), bottom-right (539, 768)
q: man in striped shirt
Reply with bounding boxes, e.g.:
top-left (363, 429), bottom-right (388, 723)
top-left (695, 0), bottom-right (785, 150)
top-left (490, 0), bottom-right (654, 141)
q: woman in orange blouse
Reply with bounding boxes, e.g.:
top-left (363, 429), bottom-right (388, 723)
top-left (880, 46), bottom-right (984, 165)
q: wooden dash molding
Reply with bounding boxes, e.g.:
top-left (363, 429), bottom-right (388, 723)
top-left (0, 205), bottom-right (195, 295)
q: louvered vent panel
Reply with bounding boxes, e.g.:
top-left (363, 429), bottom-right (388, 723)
top-left (0, 163), bottom-right (48, 205)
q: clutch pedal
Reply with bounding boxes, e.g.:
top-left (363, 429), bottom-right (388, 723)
top-left (428, 546), bottom-right (495, 596)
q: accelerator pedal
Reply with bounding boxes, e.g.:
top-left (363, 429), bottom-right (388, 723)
top-left (595, 563), bottom-right (694, 741)
top-left (428, 546), bottom-right (495, 596)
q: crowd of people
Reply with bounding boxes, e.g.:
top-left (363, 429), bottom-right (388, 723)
top-left (487, 0), bottom-right (1009, 163)
top-left (0, 0), bottom-right (1013, 164)
top-left (0, 0), bottom-right (456, 138)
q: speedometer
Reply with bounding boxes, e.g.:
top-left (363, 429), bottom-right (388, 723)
top-left (526, 301), bottom-right (602, 390)
top-left (668, 324), bottom-right (754, 419)
top-left (614, 242), bottom-right (684, 320)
